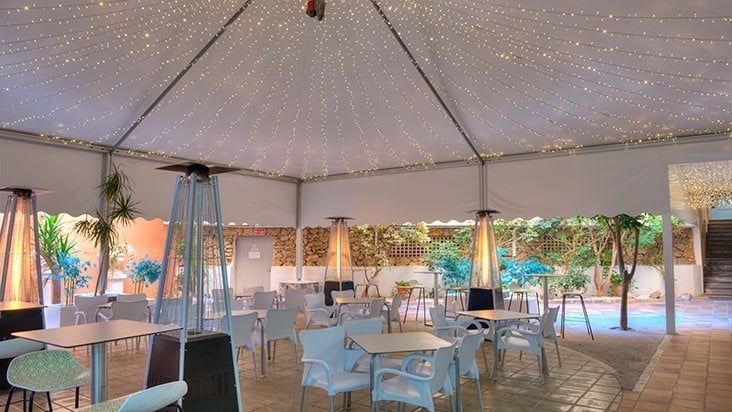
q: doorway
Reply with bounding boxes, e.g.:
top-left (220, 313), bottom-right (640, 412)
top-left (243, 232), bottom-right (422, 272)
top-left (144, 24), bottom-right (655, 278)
top-left (233, 236), bottom-right (274, 293)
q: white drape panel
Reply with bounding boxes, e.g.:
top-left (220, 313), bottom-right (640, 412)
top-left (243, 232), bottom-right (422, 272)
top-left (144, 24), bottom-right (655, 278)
top-left (302, 138), bottom-right (732, 226)
top-left (301, 166), bottom-right (481, 227)
top-left (0, 139), bottom-right (102, 215)
top-left (115, 156), bottom-right (298, 227)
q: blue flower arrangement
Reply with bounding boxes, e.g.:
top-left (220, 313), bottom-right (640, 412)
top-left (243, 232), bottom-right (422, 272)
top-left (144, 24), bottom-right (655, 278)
top-left (52, 252), bottom-right (92, 306)
top-left (127, 256), bottom-right (162, 293)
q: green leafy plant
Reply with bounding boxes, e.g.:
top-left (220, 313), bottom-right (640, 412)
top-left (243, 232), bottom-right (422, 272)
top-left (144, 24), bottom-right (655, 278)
top-left (52, 252), bottom-right (92, 306)
top-left (37, 214), bottom-right (76, 304)
top-left (500, 258), bottom-right (551, 289)
top-left (126, 256), bottom-right (162, 294)
top-left (75, 163), bottom-right (140, 295)
top-left (423, 227), bottom-right (472, 288)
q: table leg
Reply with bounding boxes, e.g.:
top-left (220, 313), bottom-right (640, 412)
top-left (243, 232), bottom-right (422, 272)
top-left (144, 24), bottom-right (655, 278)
top-left (490, 320), bottom-right (499, 380)
top-left (403, 289), bottom-right (413, 323)
top-left (90, 342), bottom-right (108, 403)
top-left (385, 305), bottom-right (392, 333)
top-left (259, 320), bottom-right (267, 377)
top-left (542, 278), bottom-right (549, 313)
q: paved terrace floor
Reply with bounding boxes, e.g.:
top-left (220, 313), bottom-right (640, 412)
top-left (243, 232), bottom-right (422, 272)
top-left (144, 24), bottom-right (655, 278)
top-left (0, 296), bottom-right (728, 411)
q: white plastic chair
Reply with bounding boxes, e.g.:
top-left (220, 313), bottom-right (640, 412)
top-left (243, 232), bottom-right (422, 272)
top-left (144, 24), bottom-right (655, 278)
top-left (298, 326), bottom-right (370, 412)
top-left (251, 290), bottom-right (278, 310)
top-left (73, 295), bottom-right (110, 325)
top-left (338, 297), bottom-right (384, 324)
top-left (74, 380), bottom-right (188, 411)
top-left (541, 306), bottom-right (562, 367)
top-left (496, 309), bottom-right (554, 383)
top-left (255, 307), bottom-right (300, 369)
top-left (283, 288), bottom-right (307, 312)
top-left (304, 293), bottom-right (338, 328)
top-left (383, 295), bottom-right (403, 332)
top-left (330, 289), bottom-right (355, 316)
top-left (220, 312), bottom-right (259, 379)
top-left (429, 304), bottom-right (490, 370)
top-left (371, 342), bottom-right (457, 412)
top-left (98, 300), bottom-right (150, 351)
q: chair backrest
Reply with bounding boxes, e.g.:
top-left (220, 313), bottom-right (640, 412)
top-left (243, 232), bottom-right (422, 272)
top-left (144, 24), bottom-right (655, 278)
top-left (221, 312), bottom-right (258, 350)
top-left (109, 300), bottom-right (149, 322)
top-left (265, 307), bottom-right (300, 342)
top-left (116, 293), bottom-right (147, 302)
top-left (342, 317), bottom-right (383, 338)
top-left (367, 297), bottom-right (385, 317)
top-left (429, 304), bottom-right (449, 328)
top-left (541, 306), bottom-right (560, 339)
top-left (299, 326), bottom-right (348, 376)
top-left (0, 338), bottom-right (44, 360)
top-left (283, 288), bottom-right (307, 311)
top-left (330, 289), bottom-right (354, 302)
top-left (74, 295), bottom-right (110, 324)
top-left (251, 290), bottom-right (277, 309)
top-left (304, 293), bottom-right (326, 309)
top-left (211, 288), bottom-right (234, 301)
top-left (118, 380), bottom-right (188, 412)
top-left (388, 295), bottom-right (402, 320)
top-left (428, 344), bottom-right (457, 394)
top-left (456, 331), bottom-right (483, 377)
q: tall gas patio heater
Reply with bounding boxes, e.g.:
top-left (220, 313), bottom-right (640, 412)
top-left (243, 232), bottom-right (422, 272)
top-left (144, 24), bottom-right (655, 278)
top-left (468, 209), bottom-right (505, 310)
top-left (145, 163), bottom-right (241, 411)
top-left (322, 217), bottom-right (354, 305)
top-left (0, 187), bottom-right (46, 304)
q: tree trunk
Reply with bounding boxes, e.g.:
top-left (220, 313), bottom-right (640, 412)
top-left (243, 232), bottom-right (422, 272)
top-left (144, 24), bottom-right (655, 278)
top-left (95, 241), bottom-right (110, 295)
top-left (620, 271), bottom-right (631, 330)
top-left (52, 279), bottom-right (62, 304)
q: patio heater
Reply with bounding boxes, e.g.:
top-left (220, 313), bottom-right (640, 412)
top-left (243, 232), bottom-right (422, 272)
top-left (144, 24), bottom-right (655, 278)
top-left (0, 187), bottom-right (46, 304)
top-left (145, 163), bottom-right (241, 412)
top-left (468, 209), bottom-right (505, 310)
top-left (0, 187), bottom-right (46, 388)
top-left (322, 217), bottom-right (354, 305)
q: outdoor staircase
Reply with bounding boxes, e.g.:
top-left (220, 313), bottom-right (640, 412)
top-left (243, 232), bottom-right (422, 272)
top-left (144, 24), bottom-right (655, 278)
top-left (703, 220), bottom-right (732, 297)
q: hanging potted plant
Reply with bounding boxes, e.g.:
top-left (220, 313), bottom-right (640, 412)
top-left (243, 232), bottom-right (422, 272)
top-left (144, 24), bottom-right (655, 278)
top-left (127, 256), bottom-right (162, 294)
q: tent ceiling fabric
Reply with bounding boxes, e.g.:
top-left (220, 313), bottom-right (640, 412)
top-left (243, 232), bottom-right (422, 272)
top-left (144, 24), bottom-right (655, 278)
top-left (0, 0), bottom-right (730, 182)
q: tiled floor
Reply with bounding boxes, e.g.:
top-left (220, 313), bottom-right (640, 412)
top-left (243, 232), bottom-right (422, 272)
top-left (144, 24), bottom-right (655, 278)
top-left (0, 296), bottom-right (728, 411)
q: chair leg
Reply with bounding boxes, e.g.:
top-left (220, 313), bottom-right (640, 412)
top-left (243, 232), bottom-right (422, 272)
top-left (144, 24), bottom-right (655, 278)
top-left (299, 387), bottom-right (306, 412)
top-left (75, 386), bottom-right (81, 408)
top-left (560, 294), bottom-right (567, 338)
top-left (475, 376), bottom-right (484, 411)
top-left (537, 354), bottom-right (544, 384)
top-left (554, 339), bottom-right (562, 367)
top-left (328, 395), bottom-right (334, 412)
top-left (4, 386), bottom-right (16, 412)
top-left (252, 351), bottom-right (258, 379)
top-left (578, 295), bottom-right (595, 340)
top-left (47, 391), bottom-right (54, 411)
top-left (294, 342), bottom-right (299, 371)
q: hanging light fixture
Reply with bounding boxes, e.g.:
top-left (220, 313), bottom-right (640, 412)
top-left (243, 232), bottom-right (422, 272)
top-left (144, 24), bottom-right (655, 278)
top-left (468, 209), bottom-right (504, 310)
top-left (323, 216), bottom-right (354, 305)
top-left (0, 187), bottom-right (47, 304)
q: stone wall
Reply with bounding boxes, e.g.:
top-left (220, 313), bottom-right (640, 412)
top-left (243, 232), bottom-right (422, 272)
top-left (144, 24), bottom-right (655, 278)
top-left (220, 225), bottom-right (696, 267)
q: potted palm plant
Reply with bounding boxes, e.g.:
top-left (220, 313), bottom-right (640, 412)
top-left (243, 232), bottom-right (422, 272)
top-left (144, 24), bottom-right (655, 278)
top-left (75, 163), bottom-right (140, 295)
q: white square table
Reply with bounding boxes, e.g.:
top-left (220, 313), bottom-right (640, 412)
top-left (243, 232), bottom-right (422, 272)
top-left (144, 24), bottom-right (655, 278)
top-left (13, 319), bottom-right (180, 403)
top-left (456, 309), bottom-right (540, 379)
top-left (349, 331), bottom-right (456, 408)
